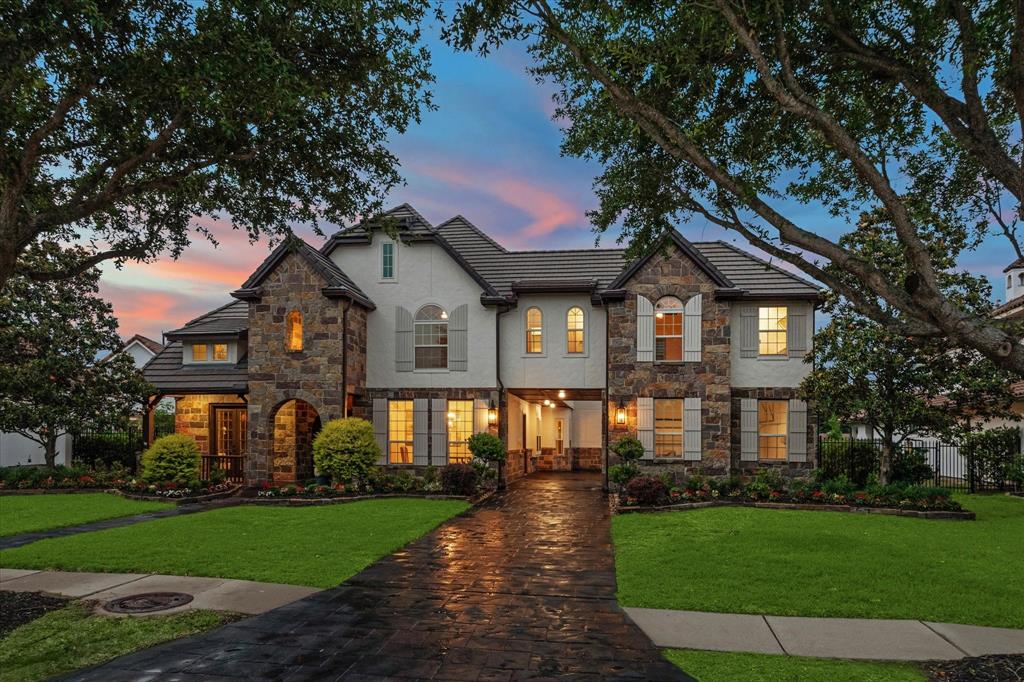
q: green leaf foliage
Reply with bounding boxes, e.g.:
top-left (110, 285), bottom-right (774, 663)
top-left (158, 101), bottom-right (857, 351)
top-left (467, 432), bottom-right (506, 462)
top-left (312, 417), bottom-right (381, 485)
top-left (141, 434), bottom-right (201, 485)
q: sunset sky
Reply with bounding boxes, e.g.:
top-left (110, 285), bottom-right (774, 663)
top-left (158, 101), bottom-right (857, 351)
top-left (98, 24), bottom-right (1012, 343)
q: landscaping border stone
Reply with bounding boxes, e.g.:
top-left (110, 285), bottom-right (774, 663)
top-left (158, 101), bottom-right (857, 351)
top-left (609, 494), bottom-right (975, 520)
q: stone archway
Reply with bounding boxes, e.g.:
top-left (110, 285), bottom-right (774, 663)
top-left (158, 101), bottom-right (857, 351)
top-left (270, 399), bottom-right (321, 484)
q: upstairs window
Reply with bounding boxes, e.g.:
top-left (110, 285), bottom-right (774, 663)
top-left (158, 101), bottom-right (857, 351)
top-left (212, 343), bottom-right (228, 361)
top-left (191, 344), bottom-right (208, 362)
top-left (526, 307), bottom-right (543, 353)
top-left (191, 343), bottom-right (229, 363)
top-left (758, 400), bottom-right (788, 460)
top-left (566, 307), bottom-right (584, 354)
top-left (654, 296), bottom-right (683, 361)
top-left (414, 305), bottom-right (448, 369)
top-left (287, 310), bottom-right (303, 351)
top-left (381, 241), bottom-right (395, 279)
top-left (758, 306), bottom-right (787, 356)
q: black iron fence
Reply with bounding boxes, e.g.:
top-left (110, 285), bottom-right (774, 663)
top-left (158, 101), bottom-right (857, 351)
top-left (73, 420), bottom-right (175, 473)
top-left (818, 431), bottom-right (1023, 493)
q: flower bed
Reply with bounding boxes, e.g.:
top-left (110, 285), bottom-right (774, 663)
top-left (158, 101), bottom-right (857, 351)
top-left (614, 470), bottom-right (971, 519)
top-left (114, 480), bottom-right (239, 502)
top-left (0, 464), bottom-right (132, 493)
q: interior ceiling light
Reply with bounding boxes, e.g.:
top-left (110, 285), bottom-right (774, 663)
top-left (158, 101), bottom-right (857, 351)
top-left (557, 390), bottom-right (566, 399)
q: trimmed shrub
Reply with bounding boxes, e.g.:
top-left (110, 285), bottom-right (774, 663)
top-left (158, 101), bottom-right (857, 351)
top-left (467, 432), bottom-right (506, 462)
top-left (312, 418), bottom-right (381, 485)
top-left (609, 463), bottom-right (640, 487)
top-left (141, 435), bottom-right (201, 485)
top-left (624, 476), bottom-right (668, 506)
top-left (611, 435), bottom-right (645, 463)
top-left (441, 464), bottom-right (478, 496)
top-left (892, 448), bottom-right (934, 485)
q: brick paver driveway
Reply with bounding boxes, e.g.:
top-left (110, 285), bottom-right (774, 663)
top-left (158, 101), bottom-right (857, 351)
top-left (68, 473), bottom-right (693, 681)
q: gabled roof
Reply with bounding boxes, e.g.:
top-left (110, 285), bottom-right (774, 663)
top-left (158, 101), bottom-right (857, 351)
top-left (166, 300), bottom-right (249, 339)
top-left (124, 334), bottom-right (164, 355)
top-left (1004, 257), bottom-right (1024, 273)
top-left (608, 229), bottom-right (735, 291)
top-left (693, 241), bottom-right (821, 298)
top-left (232, 237), bottom-right (374, 309)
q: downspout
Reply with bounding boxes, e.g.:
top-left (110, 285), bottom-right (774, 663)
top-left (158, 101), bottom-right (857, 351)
top-left (495, 302), bottom-right (510, 487)
top-left (604, 298), bottom-right (610, 493)
top-left (342, 299), bottom-right (350, 418)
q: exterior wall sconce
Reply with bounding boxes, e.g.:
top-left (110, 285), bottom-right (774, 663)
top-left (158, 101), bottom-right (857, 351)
top-left (487, 400), bottom-right (498, 425)
top-left (615, 402), bottom-right (627, 425)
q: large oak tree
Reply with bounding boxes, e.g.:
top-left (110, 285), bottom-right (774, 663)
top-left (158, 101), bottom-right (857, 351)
top-left (445, 0), bottom-right (1024, 374)
top-left (1, 0), bottom-right (432, 286)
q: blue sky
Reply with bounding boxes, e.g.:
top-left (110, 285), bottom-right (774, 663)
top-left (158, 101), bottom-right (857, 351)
top-left (100, 21), bottom-right (1011, 340)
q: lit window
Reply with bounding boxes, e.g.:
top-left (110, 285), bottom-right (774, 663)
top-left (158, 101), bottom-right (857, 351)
top-left (566, 307), bottom-right (584, 354)
top-left (758, 306), bottom-right (787, 356)
top-left (287, 310), bottom-right (303, 351)
top-left (414, 305), bottom-right (448, 369)
top-left (382, 241), bottom-right (395, 279)
top-left (212, 343), bottom-right (228, 361)
top-left (654, 399), bottom-right (683, 458)
top-left (655, 296), bottom-right (684, 361)
top-left (758, 400), bottom-right (788, 460)
top-left (388, 400), bottom-right (413, 464)
top-left (447, 400), bottom-right (473, 463)
top-left (526, 307), bottom-right (543, 353)
top-left (191, 344), bottom-right (208, 362)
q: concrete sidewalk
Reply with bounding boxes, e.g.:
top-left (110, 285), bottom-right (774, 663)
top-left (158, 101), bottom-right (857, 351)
top-left (0, 568), bottom-right (319, 616)
top-left (626, 607), bottom-right (1024, 661)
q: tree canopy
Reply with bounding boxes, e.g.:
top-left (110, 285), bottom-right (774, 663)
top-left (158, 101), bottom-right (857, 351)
top-left (445, 0), bottom-right (1024, 374)
top-left (1, 0), bottom-right (432, 287)
top-left (0, 246), bottom-right (152, 466)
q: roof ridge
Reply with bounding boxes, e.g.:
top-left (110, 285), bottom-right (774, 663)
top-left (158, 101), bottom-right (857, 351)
top-left (710, 240), bottom-right (821, 289)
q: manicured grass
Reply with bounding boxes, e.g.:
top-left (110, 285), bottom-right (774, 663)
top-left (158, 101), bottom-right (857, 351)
top-left (0, 498), bottom-right (468, 588)
top-left (664, 649), bottom-right (925, 682)
top-left (613, 494), bottom-right (1024, 629)
top-left (0, 602), bottom-right (230, 682)
top-left (0, 493), bottom-right (172, 537)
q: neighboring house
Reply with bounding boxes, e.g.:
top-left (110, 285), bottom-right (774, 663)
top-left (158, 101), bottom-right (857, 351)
top-left (1, 333), bottom-right (163, 467)
top-left (141, 204), bottom-right (822, 485)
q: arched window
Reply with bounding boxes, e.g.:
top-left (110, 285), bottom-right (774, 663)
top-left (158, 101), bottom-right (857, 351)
top-left (566, 306), bottom-right (584, 354)
top-left (526, 307), bottom-right (543, 354)
top-left (1019, 273), bottom-right (1024, 286)
top-left (286, 310), bottom-right (303, 351)
top-left (654, 296), bottom-right (683, 361)
top-left (414, 305), bottom-right (448, 369)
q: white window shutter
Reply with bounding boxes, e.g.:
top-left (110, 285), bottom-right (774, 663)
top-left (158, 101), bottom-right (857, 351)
top-left (449, 304), bottom-right (468, 371)
top-left (684, 397), bottom-right (701, 460)
top-left (473, 398), bottom-right (489, 434)
top-left (741, 398), bottom-right (758, 461)
top-left (396, 306), bottom-right (413, 372)
top-left (431, 398), bottom-right (448, 466)
top-left (787, 305), bottom-right (809, 359)
top-left (413, 399), bottom-right (429, 465)
top-left (740, 306), bottom-right (758, 358)
top-left (636, 295), bottom-right (654, 362)
top-left (684, 294), bottom-right (702, 362)
top-left (373, 398), bottom-right (388, 464)
top-left (788, 399), bottom-right (808, 462)
top-left (637, 397), bottom-right (654, 459)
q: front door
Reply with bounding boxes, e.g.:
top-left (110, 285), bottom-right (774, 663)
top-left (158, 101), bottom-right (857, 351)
top-left (556, 419), bottom-right (565, 455)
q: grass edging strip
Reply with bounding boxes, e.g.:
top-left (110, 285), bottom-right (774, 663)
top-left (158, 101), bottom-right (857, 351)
top-left (610, 495), bottom-right (975, 520)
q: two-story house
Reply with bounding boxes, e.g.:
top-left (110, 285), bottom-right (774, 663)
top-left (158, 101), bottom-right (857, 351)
top-left (142, 204), bottom-right (822, 485)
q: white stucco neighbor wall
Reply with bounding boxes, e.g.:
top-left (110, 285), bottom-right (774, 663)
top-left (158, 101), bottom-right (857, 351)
top-left (500, 294), bottom-right (606, 389)
top-left (0, 432), bottom-right (72, 467)
top-left (730, 300), bottom-right (815, 388)
top-left (329, 236), bottom-right (498, 388)
top-left (123, 342), bottom-right (156, 369)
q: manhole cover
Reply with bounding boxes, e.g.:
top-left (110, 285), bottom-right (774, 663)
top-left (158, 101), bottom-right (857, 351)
top-left (104, 592), bottom-right (193, 614)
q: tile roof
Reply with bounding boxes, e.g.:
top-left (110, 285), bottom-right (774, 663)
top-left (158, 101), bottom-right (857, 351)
top-left (1004, 257), bottom-right (1024, 273)
top-left (992, 295), bottom-right (1024, 320)
top-left (144, 302), bottom-right (249, 394)
top-left (166, 300), bottom-right (249, 338)
top-left (693, 241), bottom-right (822, 297)
top-left (124, 334), bottom-right (164, 355)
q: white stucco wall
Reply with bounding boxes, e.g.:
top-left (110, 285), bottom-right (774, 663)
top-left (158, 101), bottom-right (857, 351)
top-left (500, 294), bottom-right (606, 389)
top-left (730, 300), bottom-right (815, 388)
top-left (567, 400), bottom-right (603, 448)
top-left (123, 342), bottom-right (156, 369)
top-left (330, 236), bottom-right (498, 388)
top-left (0, 432), bottom-right (72, 467)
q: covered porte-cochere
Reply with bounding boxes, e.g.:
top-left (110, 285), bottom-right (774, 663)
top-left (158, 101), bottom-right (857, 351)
top-left (503, 388), bottom-right (606, 483)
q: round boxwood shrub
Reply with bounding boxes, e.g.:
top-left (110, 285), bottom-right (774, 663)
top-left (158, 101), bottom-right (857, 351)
top-left (441, 463), bottom-right (479, 496)
top-left (611, 435), bottom-right (645, 463)
top-left (312, 418), bottom-right (381, 485)
top-left (467, 432), bottom-right (506, 462)
top-left (624, 475), bottom-right (668, 506)
top-left (141, 435), bottom-right (201, 485)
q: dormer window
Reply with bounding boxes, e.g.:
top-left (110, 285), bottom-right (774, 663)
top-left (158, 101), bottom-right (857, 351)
top-left (287, 310), bottom-right (303, 351)
top-left (212, 343), bottom-right (228, 361)
top-left (192, 343), bottom-right (207, 362)
top-left (191, 343), bottom-right (230, 363)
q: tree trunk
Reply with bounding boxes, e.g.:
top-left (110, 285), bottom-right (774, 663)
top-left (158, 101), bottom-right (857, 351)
top-left (43, 432), bottom-right (58, 468)
top-left (879, 426), bottom-right (895, 485)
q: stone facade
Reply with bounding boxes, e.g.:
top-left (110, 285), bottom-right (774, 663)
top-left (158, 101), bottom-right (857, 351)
top-left (607, 243), bottom-right (732, 476)
top-left (730, 387), bottom-right (817, 477)
top-left (174, 394), bottom-right (246, 456)
top-left (571, 447), bottom-right (602, 471)
top-left (245, 252), bottom-right (367, 484)
top-left (271, 399), bottom-right (319, 483)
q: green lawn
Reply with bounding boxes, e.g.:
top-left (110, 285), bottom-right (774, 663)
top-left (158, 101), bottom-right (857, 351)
top-left (0, 498), bottom-right (468, 587)
top-left (613, 494), bottom-right (1024, 629)
top-left (664, 649), bottom-right (925, 682)
top-left (0, 493), bottom-right (173, 537)
top-left (0, 602), bottom-right (230, 682)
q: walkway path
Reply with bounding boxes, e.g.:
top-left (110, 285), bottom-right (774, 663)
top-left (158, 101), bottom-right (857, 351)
top-left (63, 473), bottom-right (693, 681)
top-left (0, 498), bottom-right (240, 550)
top-left (626, 607), bottom-right (1024, 661)
top-left (0, 568), bottom-right (318, 615)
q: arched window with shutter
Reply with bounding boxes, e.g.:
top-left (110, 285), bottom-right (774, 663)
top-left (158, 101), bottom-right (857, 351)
top-left (414, 304), bottom-right (448, 369)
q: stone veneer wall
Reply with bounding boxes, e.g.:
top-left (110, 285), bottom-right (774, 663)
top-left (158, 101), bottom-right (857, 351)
top-left (345, 304), bottom-right (368, 419)
top-left (571, 447), bottom-right (602, 471)
top-left (175, 394), bottom-right (245, 456)
top-left (730, 387), bottom-right (816, 477)
top-left (271, 399), bottom-right (319, 483)
top-left (246, 251), bottom-right (365, 484)
top-left (606, 244), bottom-right (732, 477)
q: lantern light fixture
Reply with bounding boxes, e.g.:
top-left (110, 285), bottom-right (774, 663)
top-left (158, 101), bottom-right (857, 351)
top-left (615, 401), bottom-right (627, 425)
top-left (487, 400), bottom-right (498, 425)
